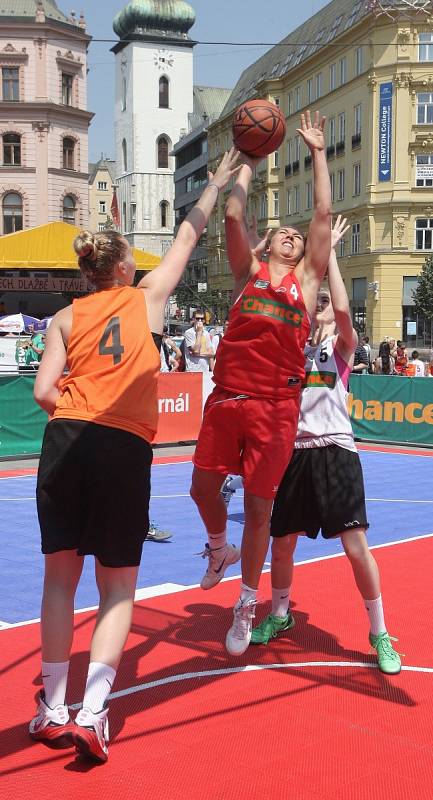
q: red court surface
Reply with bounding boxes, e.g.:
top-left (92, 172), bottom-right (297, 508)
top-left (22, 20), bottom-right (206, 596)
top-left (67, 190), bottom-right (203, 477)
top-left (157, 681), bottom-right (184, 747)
top-left (1, 536), bottom-right (432, 800)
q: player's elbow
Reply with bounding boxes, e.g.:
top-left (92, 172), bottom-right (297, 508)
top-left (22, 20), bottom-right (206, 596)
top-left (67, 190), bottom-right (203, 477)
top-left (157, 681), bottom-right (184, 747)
top-left (315, 201), bottom-right (332, 220)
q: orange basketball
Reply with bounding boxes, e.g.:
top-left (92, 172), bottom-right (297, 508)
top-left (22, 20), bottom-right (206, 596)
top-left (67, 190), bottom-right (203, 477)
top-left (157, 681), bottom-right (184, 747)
top-left (232, 99), bottom-right (286, 158)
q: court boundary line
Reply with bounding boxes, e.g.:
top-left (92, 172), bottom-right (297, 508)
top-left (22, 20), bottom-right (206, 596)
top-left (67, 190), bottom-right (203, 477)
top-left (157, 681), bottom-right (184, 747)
top-left (2, 532), bottom-right (432, 630)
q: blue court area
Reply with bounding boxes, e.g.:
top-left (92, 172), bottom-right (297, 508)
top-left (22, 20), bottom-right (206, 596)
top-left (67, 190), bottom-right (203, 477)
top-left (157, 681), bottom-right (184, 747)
top-left (0, 450), bottom-right (432, 624)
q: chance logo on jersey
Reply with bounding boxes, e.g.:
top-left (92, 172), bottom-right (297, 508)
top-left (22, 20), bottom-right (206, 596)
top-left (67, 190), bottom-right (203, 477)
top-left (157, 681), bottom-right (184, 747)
top-left (240, 296), bottom-right (303, 327)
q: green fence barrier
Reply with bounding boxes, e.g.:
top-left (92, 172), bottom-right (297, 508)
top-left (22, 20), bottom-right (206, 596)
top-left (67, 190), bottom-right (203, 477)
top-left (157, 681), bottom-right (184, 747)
top-left (349, 375), bottom-right (433, 446)
top-left (0, 375), bottom-right (47, 457)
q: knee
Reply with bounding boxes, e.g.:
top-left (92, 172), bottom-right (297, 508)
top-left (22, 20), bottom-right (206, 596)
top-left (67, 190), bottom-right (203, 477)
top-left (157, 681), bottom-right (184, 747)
top-left (271, 536), bottom-right (295, 562)
top-left (190, 479), bottom-right (218, 507)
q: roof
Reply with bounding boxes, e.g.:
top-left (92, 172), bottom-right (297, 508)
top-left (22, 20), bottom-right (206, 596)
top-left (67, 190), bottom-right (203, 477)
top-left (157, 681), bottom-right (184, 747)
top-left (88, 158), bottom-right (117, 185)
top-left (0, 222), bottom-right (160, 271)
top-left (220, 0), bottom-right (370, 118)
top-left (187, 85), bottom-right (232, 132)
top-left (0, 0), bottom-right (68, 24)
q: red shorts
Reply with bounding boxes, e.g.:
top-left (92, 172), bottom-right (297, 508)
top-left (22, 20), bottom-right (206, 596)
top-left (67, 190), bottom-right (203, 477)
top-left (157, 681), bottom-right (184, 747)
top-left (193, 386), bottom-right (301, 499)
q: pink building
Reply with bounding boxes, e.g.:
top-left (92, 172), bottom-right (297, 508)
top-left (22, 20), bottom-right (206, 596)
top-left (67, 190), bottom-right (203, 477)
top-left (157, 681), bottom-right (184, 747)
top-left (0, 0), bottom-right (93, 234)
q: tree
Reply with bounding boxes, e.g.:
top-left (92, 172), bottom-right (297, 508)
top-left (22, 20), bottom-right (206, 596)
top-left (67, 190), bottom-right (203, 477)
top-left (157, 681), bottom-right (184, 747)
top-left (413, 255), bottom-right (433, 321)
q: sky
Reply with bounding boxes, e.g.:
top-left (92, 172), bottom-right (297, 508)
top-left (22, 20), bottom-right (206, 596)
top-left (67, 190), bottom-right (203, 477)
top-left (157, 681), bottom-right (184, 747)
top-left (76, 0), bottom-right (330, 161)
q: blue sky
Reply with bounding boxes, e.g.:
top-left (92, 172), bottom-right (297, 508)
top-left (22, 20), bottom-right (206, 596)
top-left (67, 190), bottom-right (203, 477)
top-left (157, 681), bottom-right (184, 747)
top-left (78, 0), bottom-right (329, 161)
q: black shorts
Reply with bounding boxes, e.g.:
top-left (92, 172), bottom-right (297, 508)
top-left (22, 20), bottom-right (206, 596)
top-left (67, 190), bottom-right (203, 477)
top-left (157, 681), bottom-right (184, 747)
top-left (37, 419), bottom-right (152, 567)
top-left (270, 444), bottom-right (368, 540)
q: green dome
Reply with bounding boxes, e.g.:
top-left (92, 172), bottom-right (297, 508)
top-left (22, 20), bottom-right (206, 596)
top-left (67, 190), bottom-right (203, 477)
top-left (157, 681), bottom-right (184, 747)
top-left (113, 0), bottom-right (196, 39)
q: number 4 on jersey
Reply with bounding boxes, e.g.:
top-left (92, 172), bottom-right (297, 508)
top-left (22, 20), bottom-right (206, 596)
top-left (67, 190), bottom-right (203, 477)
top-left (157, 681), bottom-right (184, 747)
top-left (290, 284), bottom-right (298, 301)
top-left (99, 316), bottom-right (125, 365)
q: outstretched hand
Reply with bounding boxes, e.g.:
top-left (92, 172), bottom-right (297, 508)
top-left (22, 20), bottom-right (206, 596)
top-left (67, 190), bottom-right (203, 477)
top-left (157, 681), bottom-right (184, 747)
top-left (208, 147), bottom-right (242, 191)
top-left (246, 214), bottom-right (271, 257)
top-left (296, 110), bottom-right (326, 153)
top-left (331, 214), bottom-right (350, 248)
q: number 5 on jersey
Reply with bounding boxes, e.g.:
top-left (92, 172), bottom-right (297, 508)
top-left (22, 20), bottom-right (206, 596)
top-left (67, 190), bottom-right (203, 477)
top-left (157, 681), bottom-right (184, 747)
top-left (99, 317), bottom-right (125, 365)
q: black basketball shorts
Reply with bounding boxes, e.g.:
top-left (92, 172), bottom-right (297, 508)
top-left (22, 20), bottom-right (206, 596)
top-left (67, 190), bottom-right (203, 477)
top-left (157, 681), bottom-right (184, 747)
top-left (270, 444), bottom-right (368, 540)
top-left (37, 419), bottom-right (153, 567)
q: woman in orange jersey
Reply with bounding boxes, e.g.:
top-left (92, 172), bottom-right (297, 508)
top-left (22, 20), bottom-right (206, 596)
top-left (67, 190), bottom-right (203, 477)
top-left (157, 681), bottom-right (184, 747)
top-left (29, 149), bottom-right (240, 764)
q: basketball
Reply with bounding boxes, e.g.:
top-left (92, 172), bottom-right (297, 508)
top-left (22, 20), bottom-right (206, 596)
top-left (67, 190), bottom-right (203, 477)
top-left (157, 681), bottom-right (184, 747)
top-left (232, 99), bottom-right (286, 158)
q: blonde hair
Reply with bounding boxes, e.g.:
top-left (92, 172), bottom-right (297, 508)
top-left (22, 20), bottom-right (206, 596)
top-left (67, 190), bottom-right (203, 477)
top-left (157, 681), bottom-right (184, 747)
top-left (73, 230), bottom-right (129, 286)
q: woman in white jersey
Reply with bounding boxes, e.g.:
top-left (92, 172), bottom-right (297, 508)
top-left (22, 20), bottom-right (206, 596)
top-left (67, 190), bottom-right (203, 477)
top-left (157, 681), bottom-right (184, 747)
top-left (251, 217), bottom-right (401, 675)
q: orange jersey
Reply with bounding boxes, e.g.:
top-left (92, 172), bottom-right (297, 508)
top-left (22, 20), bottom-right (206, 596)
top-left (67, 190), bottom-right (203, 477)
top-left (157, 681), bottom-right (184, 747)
top-left (53, 286), bottom-right (160, 442)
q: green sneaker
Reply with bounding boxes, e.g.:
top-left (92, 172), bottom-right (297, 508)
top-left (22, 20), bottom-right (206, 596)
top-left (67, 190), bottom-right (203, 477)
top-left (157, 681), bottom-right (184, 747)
top-left (251, 612), bottom-right (295, 645)
top-left (369, 632), bottom-right (401, 675)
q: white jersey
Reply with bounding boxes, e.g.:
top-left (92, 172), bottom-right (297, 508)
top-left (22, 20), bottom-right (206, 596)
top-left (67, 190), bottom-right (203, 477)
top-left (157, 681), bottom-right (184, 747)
top-left (295, 335), bottom-right (356, 452)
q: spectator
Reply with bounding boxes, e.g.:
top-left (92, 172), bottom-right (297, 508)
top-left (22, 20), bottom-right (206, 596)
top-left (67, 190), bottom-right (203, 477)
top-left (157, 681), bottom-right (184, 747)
top-left (160, 327), bottom-right (181, 372)
top-left (375, 337), bottom-right (394, 375)
top-left (395, 340), bottom-right (408, 375)
top-left (184, 309), bottom-right (214, 372)
top-left (361, 335), bottom-right (372, 373)
top-left (27, 325), bottom-right (45, 364)
top-left (409, 350), bottom-right (426, 377)
top-left (351, 340), bottom-right (369, 374)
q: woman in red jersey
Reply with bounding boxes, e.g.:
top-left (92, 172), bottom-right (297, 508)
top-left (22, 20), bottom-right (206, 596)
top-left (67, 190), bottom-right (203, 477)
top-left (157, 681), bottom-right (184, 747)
top-left (29, 150), bottom-right (240, 763)
top-left (190, 111), bottom-right (332, 656)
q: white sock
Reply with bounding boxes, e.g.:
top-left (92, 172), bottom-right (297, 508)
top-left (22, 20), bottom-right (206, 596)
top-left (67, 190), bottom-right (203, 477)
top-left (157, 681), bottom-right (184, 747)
top-left (364, 594), bottom-right (387, 636)
top-left (41, 660), bottom-right (70, 708)
top-left (272, 587), bottom-right (290, 618)
top-left (208, 530), bottom-right (227, 550)
top-left (240, 582), bottom-right (257, 604)
top-left (229, 476), bottom-right (244, 491)
top-left (82, 662), bottom-right (116, 713)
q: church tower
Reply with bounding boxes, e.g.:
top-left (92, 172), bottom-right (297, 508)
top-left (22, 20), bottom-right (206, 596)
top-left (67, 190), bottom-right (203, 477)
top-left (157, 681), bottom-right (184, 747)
top-left (112, 0), bottom-right (196, 255)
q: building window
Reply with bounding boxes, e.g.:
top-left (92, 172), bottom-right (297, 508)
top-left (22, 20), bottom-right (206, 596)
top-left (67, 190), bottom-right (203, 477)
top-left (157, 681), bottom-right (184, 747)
top-left (329, 63), bottom-right (336, 91)
top-left (2, 67), bottom-right (19, 101)
top-left (338, 112), bottom-right (346, 143)
top-left (328, 116), bottom-right (336, 147)
top-left (351, 223), bottom-right (360, 254)
top-left (286, 188), bottom-right (292, 214)
top-left (330, 172), bottom-right (335, 202)
top-left (307, 78), bottom-right (314, 104)
top-left (339, 57), bottom-right (347, 86)
top-left (338, 237), bottom-right (346, 258)
top-left (305, 181), bottom-right (312, 210)
top-left (416, 153), bottom-right (433, 186)
top-left (122, 76), bottom-right (127, 111)
top-left (286, 138), bottom-right (292, 164)
top-left (293, 186), bottom-right (300, 213)
top-left (352, 277), bottom-right (366, 332)
top-left (97, 180), bottom-right (108, 191)
top-left (122, 138), bottom-right (127, 171)
top-left (259, 192), bottom-right (267, 219)
top-left (3, 192), bottom-right (23, 233)
top-left (354, 104), bottom-right (362, 136)
top-left (353, 163), bottom-right (361, 196)
top-left (159, 76), bottom-right (169, 108)
top-left (337, 169), bottom-right (345, 200)
top-left (272, 190), bottom-right (279, 217)
top-left (131, 203), bottom-right (136, 230)
top-left (62, 137), bottom-right (75, 170)
top-left (315, 73), bottom-right (322, 100)
top-left (273, 96), bottom-right (280, 106)
top-left (157, 136), bottom-right (169, 168)
top-left (122, 201), bottom-right (127, 229)
top-left (294, 86), bottom-right (301, 111)
top-left (62, 73), bottom-right (73, 105)
top-left (287, 91), bottom-right (293, 115)
top-left (355, 47), bottom-right (363, 76)
top-left (273, 149), bottom-right (280, 168)
top-left (99, 201), bottom-right (106, 214)
top-left (160, 200), bottom-right (169, 227)
top-left (2, 133), bottom-right (21, 165)
top-left (417, 93), bottom-right (433, 124)
top-left (415, 218), bottom-right (433, 249)
top-left (62, 195), bottom-right (76, 225)
top-left (98, 222), bottom-right (106, 231)
top-left (294, 135), bottom-right (301, 161)
top-left (419, 32), bottom-right (433, 62)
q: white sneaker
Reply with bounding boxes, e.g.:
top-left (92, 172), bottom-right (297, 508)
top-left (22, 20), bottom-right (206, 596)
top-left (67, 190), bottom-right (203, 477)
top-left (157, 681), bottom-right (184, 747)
top-left (221, 477), bottom-right (235, 508)
top-left (225, 598), bottom-right (256, 656)
top-left (29, 691), bottom-right (74, 749)
top-left (199, 543), bottom-right (241, 590)
top-left (73, 706), bottom-right (109, 763)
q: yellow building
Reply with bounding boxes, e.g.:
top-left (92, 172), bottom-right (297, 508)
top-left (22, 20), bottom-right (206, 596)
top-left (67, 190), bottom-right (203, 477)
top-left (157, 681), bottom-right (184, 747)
top-left (88, 158), bottom-right (117, 231)
top-left (207, 0), bottom-right (433, 348)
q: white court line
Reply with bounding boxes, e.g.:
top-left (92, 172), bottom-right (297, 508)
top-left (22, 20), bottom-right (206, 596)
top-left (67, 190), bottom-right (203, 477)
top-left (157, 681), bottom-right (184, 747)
top-left (2, 531), bottom-right (433, 630)
top-left (68, 661), bottom-right (433, 709)
top-left (1, 495), bottom-right (433, 504)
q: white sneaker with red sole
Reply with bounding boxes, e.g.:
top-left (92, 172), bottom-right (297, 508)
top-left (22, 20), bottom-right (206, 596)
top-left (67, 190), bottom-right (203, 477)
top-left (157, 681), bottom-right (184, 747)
top-left (73, 706), bottom-right (109, 763)
top-left (29, 691), bottom-right (74, 749)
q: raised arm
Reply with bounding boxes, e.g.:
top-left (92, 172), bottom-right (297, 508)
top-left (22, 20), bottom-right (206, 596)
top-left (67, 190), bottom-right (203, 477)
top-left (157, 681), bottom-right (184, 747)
top-left (295, 111), bottom-right (332, 290)
top-left (225, 156), bottom-right (264, 282)
top-left (328, 216), bottom-right (358, 360)
top-left (138, 149), bottom-right (241, 319)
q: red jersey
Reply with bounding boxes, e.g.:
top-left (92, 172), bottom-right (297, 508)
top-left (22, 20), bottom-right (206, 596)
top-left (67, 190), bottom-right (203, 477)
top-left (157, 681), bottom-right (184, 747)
top-left (213, 262), bottom-right (310, 399)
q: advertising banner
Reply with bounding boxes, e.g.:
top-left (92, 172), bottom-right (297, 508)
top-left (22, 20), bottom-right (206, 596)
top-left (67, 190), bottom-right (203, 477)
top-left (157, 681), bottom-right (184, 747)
top-left (378, 82), bottom-right (393, 182)
top-left (153, 372), bottom-right (203, 445)
top-left (349, 375), bottom-right (433, 446)
top-left (0, 375), bottom-right (47, 455)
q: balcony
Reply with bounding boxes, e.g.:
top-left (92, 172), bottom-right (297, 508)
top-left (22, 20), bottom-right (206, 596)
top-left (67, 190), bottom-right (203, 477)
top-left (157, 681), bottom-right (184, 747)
top-left (292, 160), bottom-right (300, 175)
top-left (336, 140), bottom-right (345, 156)
top-left (304, 155), bottom-right (312, 170)
top-left (352, 133), bottom-right (362, 150)
top-left (326, 144), bottom-right (335, 159)
top-left (285, 163), bottom-right (292, 177)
